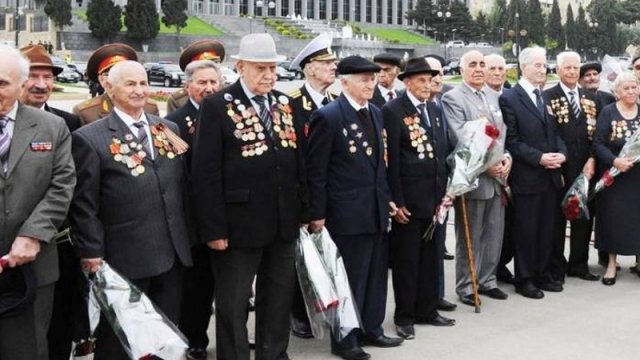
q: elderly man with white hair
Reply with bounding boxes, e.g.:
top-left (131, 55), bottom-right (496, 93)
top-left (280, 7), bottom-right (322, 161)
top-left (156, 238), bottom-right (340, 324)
top-left (484, 54), bottom-right (510, 95)
top-left (443, 50), bottom-right (511, 306)
top-left (544, 51), bottom-right (601, 285)
top-left (499, 47), bottom-right (568, 299)
top-left (70, 60), bottom-right (193, 360)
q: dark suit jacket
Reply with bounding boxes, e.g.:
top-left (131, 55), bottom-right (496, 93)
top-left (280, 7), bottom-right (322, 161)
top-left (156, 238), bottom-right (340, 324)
top-left (596, 90), bottom-right (616, 109)
top-left (289, 85), bottom-right (338, 154)
top-left (499, 84), bottom-right (567, 195)
top-left (544, 84), bottom-right (598, 182)
top-left (306, 94), bottom-right (391, 235)
top-left (370, 86), bottom-right (403, 109)
top-left (383, 93), bottom-right (447, 219)
top-left (0, 103), bottom-right (76, 286)
top-left (165, 98), bottom-right (199, 170)
top-left (45, 104), bottom-right (81, 133)
top-left (191, 81), bottom-right (307, 248)
top-left (70, 112), bottom-right (192, 280)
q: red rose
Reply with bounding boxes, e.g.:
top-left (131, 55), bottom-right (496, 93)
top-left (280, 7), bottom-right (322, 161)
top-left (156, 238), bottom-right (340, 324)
top-left (485, 124), bottom-right (500, 139)
top-left (602, 170), bottom-right (614, 187)
top-left (562, 196), bottom-right (581, 221)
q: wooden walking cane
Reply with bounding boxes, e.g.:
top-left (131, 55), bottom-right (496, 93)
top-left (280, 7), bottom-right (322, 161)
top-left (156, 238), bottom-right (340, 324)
top-left (460, 195), bottom-right (481, 313)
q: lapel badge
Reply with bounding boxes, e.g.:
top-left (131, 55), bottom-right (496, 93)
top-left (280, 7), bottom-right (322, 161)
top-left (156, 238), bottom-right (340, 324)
top-left (30, 141), bottom-right (53, 151)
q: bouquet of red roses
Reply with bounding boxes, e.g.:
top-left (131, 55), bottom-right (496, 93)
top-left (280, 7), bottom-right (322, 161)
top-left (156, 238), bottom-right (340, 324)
top-left (561, 173), bottom-right (590, 221)
top-left (591, 129), bottom-right (640, 199)
top-left (424, 117), bottom-right (506, 239)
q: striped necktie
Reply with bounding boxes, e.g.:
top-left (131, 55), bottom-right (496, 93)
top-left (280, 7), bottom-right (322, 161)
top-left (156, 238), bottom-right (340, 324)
top-left (132, 121), bottom-right (152, 156)
top-left (568, 90), bottom-right (581, 119)
top-left (0, 116), bottom-right (12, 173)
top-left (253, 95), bottom-right (273, 136)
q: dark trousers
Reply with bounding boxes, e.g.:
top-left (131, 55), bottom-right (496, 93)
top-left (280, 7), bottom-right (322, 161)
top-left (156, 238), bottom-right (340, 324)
top-left (0, 283), bottom-right (54, 360)
top-left (214, 241), bottom-right (295, 360)
top-left (549, 201), bottom-right (594, 277)
top-left (179, 243), bottom-right (215, 349)
top-left (391, 219), bottom-right (439, 326)
top-left (93, 262), bottom-right (183, 360)
top-left (498, 202), bottom-right (515, 270)
top-left (291, 272), bottom-right (309, 324)
top-left (512, 191), bottom-right (559, 284)
top-left (435, 222), bottom-right (446, 299)
top-left (47, 241), bottom-right (90, 360)
top-left (332, 232), bottom-right (388, 349)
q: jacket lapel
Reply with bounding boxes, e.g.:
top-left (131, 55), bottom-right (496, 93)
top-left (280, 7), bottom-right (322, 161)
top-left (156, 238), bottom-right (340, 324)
top-left (338, 96), bottom-right (376, 167)
top-left (515, 84), bottom-right (545, 124)
top-left (5, 104), bottom-right (37, 177)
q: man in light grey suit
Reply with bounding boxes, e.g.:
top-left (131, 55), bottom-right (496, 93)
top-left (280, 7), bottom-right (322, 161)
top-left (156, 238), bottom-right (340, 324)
top-left (442, 50), bottom-right (512, 306)
top-left (0, 45), bottom-right (76, 360)
top-left (70, 61), bottom-right (192, 360)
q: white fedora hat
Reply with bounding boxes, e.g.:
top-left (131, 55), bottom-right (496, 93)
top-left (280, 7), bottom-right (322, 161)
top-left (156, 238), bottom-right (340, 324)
top-left (231, 33), bottom-right (286, 62)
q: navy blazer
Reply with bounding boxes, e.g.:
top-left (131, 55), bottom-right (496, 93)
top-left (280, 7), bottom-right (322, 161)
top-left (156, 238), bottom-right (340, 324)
top-left (306, 95), bottom-right (391, 236)
top-left (499, 84), bottom-right (567, 194)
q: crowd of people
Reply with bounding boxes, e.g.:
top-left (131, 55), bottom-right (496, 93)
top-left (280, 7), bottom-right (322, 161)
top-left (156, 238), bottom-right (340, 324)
top-left (0, 31), bottom-right (638, 360)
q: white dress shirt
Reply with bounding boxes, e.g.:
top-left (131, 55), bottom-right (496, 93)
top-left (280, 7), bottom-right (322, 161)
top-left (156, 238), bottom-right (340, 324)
top-left (113, 107), bottom-right (154, 159)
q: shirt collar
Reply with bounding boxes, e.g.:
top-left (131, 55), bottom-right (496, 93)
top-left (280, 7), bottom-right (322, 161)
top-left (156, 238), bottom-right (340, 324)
top-left (406, 89), bottom-right (427, 109)
top-left (463, 81), bottom-right (484, 95)
top-left (343, 92), bottom-right (369, 112)
top-left (559, 81), bottom-right (579, 97)
top-left (189, 97), bottom-right (200, 110)
top-left (519, 78), bottom-right (540, 95)
top-left (304, 82), bottom-right (327, 108)
top-left (113, 106), bottom-right (147, 128)
top-left (1, 101), bottom-right (19, 121)
top-left (378, 84), bottom-right (395, 98)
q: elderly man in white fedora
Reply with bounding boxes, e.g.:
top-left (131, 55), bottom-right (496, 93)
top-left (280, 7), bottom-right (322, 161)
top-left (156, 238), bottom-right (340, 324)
top-left (191, 33), bottom-right (308, 360)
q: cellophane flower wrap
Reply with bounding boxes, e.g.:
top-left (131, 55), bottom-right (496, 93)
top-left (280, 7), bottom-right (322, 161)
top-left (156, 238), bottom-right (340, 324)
top-left (424, 117), bottom-right (506, 240)
top-left (561, 173), bottom-right (590, 221)
top-left (295, 227), bottom-right (361, 341)
top-left (592, 129), bottom-right (640, 198)
top-left (87, 262), bottom-right (188, 360)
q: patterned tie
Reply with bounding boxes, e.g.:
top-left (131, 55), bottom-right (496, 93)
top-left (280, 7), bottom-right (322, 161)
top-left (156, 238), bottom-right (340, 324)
top-left (568, 90), bottom-right (581, 119)
top-left (417, 103), bottom-right (431, 127)
top-left (0, 116), bottom-right (12, 173)
top-left (253, 95), bottom-right (273, 136)
top-left (387, 91), bottom-right (395, 102)
top-left (533, 89), bottom-right (544, 115)
top-left (132, 121), bottom-right (151, 155)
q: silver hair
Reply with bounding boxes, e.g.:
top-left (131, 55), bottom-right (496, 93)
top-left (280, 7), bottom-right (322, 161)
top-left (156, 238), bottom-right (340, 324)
top-left (0, 44), bottom-right (30, 83)
top-left (556, 51), bottom-right (581, 68)
top-left (460, 50), bottom-right (484, 70)
top-left (519, 47), bottom-right (546, 70)
top-left (485, 54), bottom-right (506, 67)
top-left (108, 60), bottom-right (146, 85)
top-left (610, 71), bottom-right (639, 97)
top-left (185, 60), bottom-right (221, 82)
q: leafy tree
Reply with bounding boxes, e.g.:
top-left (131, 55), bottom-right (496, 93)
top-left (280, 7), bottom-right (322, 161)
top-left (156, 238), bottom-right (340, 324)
top-left (472, 12), bottom-right (491, 42)
top-left (617, 0), bottom-right (640, 25)
top-left (87, 0), bottom-right (122, 43)
top-left (437, 0), bottom-right (474, 43)
top-left (406, 0), bottom-right (437, 36)
top-left (161, 0), bottom-right (188, 36)
top-left (45, 0), bottom-right (73, 50)
top-left (547, 0), bottom-right (564, 54)
top-left (575, 5), bottom-right (589, 57)
top-left (505, 0), bottom-right (526, 45)
top-left (565, 4), bottom-right (577, 50)
top-left (487, 0), bottom-right (507, 31)
top-left (525, 0), bottom-right (546, 46)
top-left (124, 0), bottom-right (160, 42)
top-left (588, 0), bottom-right (621, 56)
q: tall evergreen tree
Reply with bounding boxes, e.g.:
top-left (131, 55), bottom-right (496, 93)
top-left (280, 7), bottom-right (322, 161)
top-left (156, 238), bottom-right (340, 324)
top-left (124, 0), bottom-right (160, 42)
top-left (575, 5), bottom-right (589, 57)
top-left (547, 0), bottom-right (564, 53)
top-left (588, 0), bottom-right (621, 56)
top-left (505, 0), bottom-right (526, 45)
top-left (406, 0), bottom-right (437, 36)
top-left (488, 0), bottom-right (508, 42)
top-left (472, 12), bottom-right (491, 42)
top-left (526, 0), bottom-right (546, 46)
top-left (44, 0), bottom-right (73, 50)
top-left (87, 0), bottom-right (122, 43)
top-left (565, 4), bottom-right (577, 50)
top-left (161, 0), bottom-right (188, 37)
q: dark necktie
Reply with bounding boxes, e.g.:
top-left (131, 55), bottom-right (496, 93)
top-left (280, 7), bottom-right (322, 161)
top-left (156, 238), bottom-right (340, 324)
top-left (417, 103), bottom-right (431, 128)
top-left (132, 121), bottom-right (152, 156)
top-left (387, 91), bottom-right (395, 102)
top-left (533, 89), bottom-right (544, 116)
top-left (0, 116), bottom-right (12, 173)
top-left (253, 95), bottom-right (273, 136)
top-left (321, 96), bottom-right (329, 106)
top-left (568, 90), bottom-right (581, 119)
top-left (357, 108), bottom-right (378, 157)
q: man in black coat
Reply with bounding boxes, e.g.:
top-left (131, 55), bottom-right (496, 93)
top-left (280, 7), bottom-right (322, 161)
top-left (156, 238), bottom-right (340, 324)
top-left (499, 47), bottom-right (568, 299)
top-left (370, 53), bottom-right (402, 108)
top-left (69, 61), bottom-right (193, 360)
top-left (579, 62), bottom-right (616, 109)
top-left (191, 33), bottom-right (307, 360)
top-left (306, 56), bottom-right (403, 360)
top-left (165, 59), bottom-right (222, 360)
top-left (544, 52), bottom-right (601, 284)
top-left (383, 57), bottom-right (455, 341)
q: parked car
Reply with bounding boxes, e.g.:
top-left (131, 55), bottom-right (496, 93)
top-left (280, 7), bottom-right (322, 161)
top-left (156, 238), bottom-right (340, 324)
top-left (446, 40), bottom-right (465, 48)
top-left (443, 59), bottom-right (460, 75)
top-left (67, 62), bottom-right (87, 81)
top-left (547, 61), bottom-right (557, 74)
top-left (276, 65), bottom-right (296, 81)
top-left (147, 63), bottom-right (185, 87)
top-left (280, 61), bottom-right (305, 79)
top-left (56, 65), bottom-right (81, 83)
top-left (220, 66), bottom-right (239, 86)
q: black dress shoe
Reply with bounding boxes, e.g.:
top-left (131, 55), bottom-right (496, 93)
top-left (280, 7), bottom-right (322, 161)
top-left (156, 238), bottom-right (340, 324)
top-left (418, 314), bottom-right (456, 326)
top-left (437, 298), bottom-right (457, 311)
top-left (395, 325), bottom-right (415, 340)
top-left (459, 294), bottom-right (480, 306)
top-left (291, 317), bottom-right (314, 339)
top-left (362, 334), bottom-right (404, 347)
top-left (515, 282), bottom-right (544, 299)
top-left (602, 276), bottom-right (616, 286)
top-left (567, 270), bottom-right (600, 281)
top-left (535, 278), bottom-right (563, 292)
top-left (331, 346), bottom-right (371, 360)
top-left (496, 267), bottom-right (514, 284)
top-left (479, 287), bottom-right (509, 300)
top-left (187, 347), bottom-right (208, 360)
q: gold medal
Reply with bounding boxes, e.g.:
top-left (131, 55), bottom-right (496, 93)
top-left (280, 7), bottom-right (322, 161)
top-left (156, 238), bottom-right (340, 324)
top-left (136, 165), bottom-right (145, 174)
top-left (248, 149), bottom-right (255, 156)
top-left (429, 152), bottom-right (434, 159)
top-left (242, 134), bottom-right (249, 141)
top-left (281, 139), bottom-right (288, 147)
top-left (274, 125), bottom-right (282, 133)
top-left (418, 153), bottom-right (425, 159)
top-left (255, 147), bottom-right (263, 155)
top-left (159, 148), bottom-right (166, 156)
top-left (257, 133), bottom-right (266, 140)
top-left (227, 110), bottom-right (234, 117)
top-left (242, 150), bottom-right (249, 157)
top-left (167, 152), bottom-right (175, 159)
top-left (114, 154), bottom-right (123, 162)
top-left (289, 140), bottom-right (296, 148)
top-left (131, 169), bottom-right (139, 177)
top-left (248, 132), bottom-right (256, 141)
top-left (236, 122), bottom-right (244, 130)
top-left (349, 146), bottom-right (357, 153)
top-left (366, 147), bottom-right (373, 156)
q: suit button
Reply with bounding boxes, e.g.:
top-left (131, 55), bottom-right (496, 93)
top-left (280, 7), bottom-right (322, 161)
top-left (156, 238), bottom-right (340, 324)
top-left (4, 210), bottom-right (10, 215)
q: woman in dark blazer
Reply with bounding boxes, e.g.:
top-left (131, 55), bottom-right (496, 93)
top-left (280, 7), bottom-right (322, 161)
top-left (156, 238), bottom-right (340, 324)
top-left (593, 71), bottom-right (640, 285)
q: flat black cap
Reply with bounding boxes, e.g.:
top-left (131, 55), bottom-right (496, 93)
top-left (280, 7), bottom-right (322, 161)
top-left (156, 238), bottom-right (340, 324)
top-left (580, 62), bottom-right (602, 78)
top-left (337, 55), bottom-right (381, 75)
top-left (373, 52), bottom-right (402, 67)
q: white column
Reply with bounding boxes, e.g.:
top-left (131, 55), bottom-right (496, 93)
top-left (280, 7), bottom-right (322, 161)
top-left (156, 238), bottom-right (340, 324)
top-left (326, 0), bottom-right (332, 20)
top-left (401, 0), bottom-right (408, 25)
top-left (338, 0), bottom-right (344, 20)
top-left (381, 0), bottom-right (387, 24)
top-left (313, 0), bottom-right (320, 19)
top-left (349, 0), bottom-right (355, 22)
top-left (371, 0), bottom-right (377, 24)
top-left (391, 0), bottom-right (397, 25)
top-left (276, 0), bottom-right (282, 16)
top-left (301, 0), bottom-right (308, 18)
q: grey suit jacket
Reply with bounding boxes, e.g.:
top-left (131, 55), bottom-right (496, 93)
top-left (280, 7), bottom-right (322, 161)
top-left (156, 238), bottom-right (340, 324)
top-left (70, 112), bottom-right (192, 280)
top-left (0, 103), bottom-right (76, 286)
top-left (442, 83), bottom-right (506, 200)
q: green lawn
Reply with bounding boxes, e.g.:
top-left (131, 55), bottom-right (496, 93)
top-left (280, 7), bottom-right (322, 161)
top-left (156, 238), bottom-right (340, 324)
top-left (364, 28), bottom-right (435, 45)
top-left (73, 11), bottom-right (224, 36)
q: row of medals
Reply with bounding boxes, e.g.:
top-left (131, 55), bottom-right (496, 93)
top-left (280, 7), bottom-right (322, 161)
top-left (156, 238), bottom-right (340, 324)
top-left (231, 107), bottom-right (296, 158)
top-left (611, 120), bottom-right (634, 141)
top-left (112, 137), bottom-right (146, 177)
top-left (551, 100), bottom-right (570, 124)
top-left (151, 127), bottom-right (177, 159)
top-left (344, 124), bottom-right (374, 156)
top-left (408, 120), bottom-right (433, 159)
